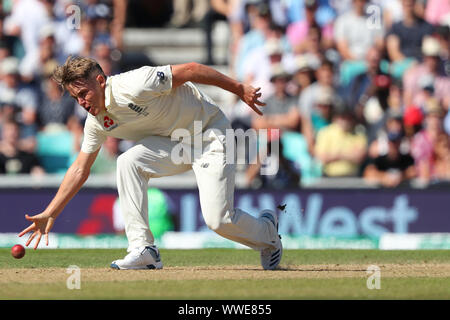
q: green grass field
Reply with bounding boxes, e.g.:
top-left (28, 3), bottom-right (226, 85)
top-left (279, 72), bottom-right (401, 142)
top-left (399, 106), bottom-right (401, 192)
top-left (0, 248), bottom-right (449, 299)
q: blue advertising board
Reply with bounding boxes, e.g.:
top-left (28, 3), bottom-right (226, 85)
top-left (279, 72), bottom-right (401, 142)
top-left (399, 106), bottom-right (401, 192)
top-left (1, 188), bottom-right (449, 236)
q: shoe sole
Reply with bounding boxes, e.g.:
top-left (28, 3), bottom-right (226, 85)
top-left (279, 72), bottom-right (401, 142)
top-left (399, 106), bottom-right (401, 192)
top-left (266, 241), bottom-right (283, 270)
top-left (259, 209), bottom-right (283, 270)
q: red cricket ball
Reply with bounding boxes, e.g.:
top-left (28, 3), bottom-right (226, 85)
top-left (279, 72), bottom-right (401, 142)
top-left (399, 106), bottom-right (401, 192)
top-left (11, 244), bottom-right (26, 259)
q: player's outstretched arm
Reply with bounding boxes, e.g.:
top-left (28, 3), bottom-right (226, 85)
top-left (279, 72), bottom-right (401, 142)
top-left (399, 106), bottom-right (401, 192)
top-left (18, 149), bottom-right (100, 249)
top-left (171, 62), bottom-right (266, 115)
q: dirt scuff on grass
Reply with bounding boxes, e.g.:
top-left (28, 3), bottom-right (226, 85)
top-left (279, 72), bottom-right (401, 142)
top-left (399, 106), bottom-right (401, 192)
top-left (1, 263), bottom-right (449, 284)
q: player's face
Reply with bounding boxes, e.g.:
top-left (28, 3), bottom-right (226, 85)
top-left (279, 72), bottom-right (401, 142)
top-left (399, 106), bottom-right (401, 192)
top-left (66, 74), bottom-right (106, 116)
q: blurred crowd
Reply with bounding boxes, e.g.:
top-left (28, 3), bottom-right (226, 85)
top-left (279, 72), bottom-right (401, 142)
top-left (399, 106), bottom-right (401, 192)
top-left (0, 0), bottom-right (126, 176)
top-left (207, 0), bottom-right (450, 189)
top-left (0, 0), bottom-right (449, 190)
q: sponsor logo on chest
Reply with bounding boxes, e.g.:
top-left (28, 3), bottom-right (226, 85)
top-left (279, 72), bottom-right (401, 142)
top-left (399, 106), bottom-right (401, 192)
top-left (128, 103), bottom-right (149, 116)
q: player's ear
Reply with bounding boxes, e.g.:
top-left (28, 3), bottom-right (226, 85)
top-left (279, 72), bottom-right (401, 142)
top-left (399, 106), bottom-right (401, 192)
top-left (96, 74), bottom-right (106, 89)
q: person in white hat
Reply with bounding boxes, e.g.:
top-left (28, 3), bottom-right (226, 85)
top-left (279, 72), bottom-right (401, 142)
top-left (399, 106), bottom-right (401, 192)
top-left (251, 63), bottom-right (299, 132)
top-left (403, 36), bottom-right (450, 107)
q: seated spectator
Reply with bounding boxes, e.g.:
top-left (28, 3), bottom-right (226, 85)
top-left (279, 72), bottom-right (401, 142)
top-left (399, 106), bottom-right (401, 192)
top-left (227, 0), bottom-right (263, 68)
top-left (286, 0), bottom-right (333, 54)
top-left (298, 59), bottom-right (336, 151)
top-left (343, 47), bottom-right (390, 126)
top-left (295, 23), bottom-right (326, 61)
top-left (0, 120), bottom-right (44, 175)
top-left (302, 88), bottom-right (334, 155)
top-left (410, 99), bottom-right (448, 185)
top-left (289, 54), bottom-right (317, 96)
top-left (231, 37), bottom-right (294, 129)
top-left (234, 7), bottom-right (293, 84)
top-left (363, 127), bottom-right (416, 187)
top-left (298, 58), bottom-right (334, 114)
top-left (403, 36), bottom-right (450, 108)
top-left (64, 18), bottom-right (96, 58)
top-left (20, 24), bottom-right (61, 82)
top-left (314, 105), bottom-right (367, 177)
top-left (231, 0), bottom-right (289, 36)
top-left (334, 0), bottom-right (384, 85)
top-left (92, 39), bottom-right (119, 76)
top-left (367, 110), bottom-right (410, 161)
top-left (386, 0), bottom-right (434, 79)
top-left (308, 86), bottom-right (334, 134)
top-left (99, 0), bottom-right (128, 50)
top-left (386, 78), bottom-right (404, 113)
top-left (87, 2), bottom-right (116, 49)
top-left (0, 56), bottom-right (39, 152)
top-left (246, 63), bottom-right (302, 189)
top-left (38, 75), bottom-right (76, 128)
top-left (343, 47), bottom-right (392, 142)
top-left (234, 1), bottom-right (273, 81)
top-left (251, 64), bottom-right (300, 132)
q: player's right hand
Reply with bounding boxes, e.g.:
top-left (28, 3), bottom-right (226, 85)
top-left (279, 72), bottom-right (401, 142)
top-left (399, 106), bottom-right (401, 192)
top-left (18, 213), bottom-right (55, 250)
top-left (239, 84), bottom-right (266, 116)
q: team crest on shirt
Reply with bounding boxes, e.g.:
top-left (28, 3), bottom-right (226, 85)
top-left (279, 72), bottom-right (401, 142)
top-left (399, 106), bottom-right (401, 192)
top-left (103, 115), bottom-right (118, 131)
top-left (128, 103), bottom-right (149, 116)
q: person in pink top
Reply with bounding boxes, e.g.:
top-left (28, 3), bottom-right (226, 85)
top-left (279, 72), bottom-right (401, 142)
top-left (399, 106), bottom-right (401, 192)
top-left (425, 0), bottom-right (450, 25)
top-left (411, 100), bottom-right (447, 185)
top-left (286, 0), bottom-right (333, 54)
top-left (403, 36), bottom-right (450, 108)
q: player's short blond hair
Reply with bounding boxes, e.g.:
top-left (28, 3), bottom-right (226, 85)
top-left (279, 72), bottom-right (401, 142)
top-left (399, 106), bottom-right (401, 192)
top-left (52, 56), bottom-right (105, 89)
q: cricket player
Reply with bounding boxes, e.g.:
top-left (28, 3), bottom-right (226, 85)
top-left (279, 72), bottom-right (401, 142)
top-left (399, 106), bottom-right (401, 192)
top-left (18, 56), bottom-right (283, 270)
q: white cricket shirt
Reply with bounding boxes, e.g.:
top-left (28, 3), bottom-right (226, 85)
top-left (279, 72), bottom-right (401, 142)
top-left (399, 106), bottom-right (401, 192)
top-left (81, 65), bottom-right (224, 153)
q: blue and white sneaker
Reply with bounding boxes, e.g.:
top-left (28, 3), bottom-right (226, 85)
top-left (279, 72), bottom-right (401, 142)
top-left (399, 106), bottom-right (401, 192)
top-left (110, 246), bottom-right (163, 270)
top-left (259, 209), bottom-right (283, 270)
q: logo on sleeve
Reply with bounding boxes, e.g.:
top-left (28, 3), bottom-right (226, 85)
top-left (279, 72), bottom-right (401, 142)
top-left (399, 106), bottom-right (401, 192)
top-left (103, 115), bottom-right (118, 131)
top-left (157, 71), bottom-right (166, 84)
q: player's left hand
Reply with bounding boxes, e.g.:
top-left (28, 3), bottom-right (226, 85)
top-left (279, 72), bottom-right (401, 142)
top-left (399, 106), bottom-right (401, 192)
top-left (239, 84), bottom-right (266, 116)
top-left (18, 213), bottom-right (55, 250)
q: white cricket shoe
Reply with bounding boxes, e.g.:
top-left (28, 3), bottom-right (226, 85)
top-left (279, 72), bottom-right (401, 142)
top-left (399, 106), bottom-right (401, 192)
top-left (110, 246), bottom-right (163, 270)
top-left (259, 209), bottom-right (283, 270)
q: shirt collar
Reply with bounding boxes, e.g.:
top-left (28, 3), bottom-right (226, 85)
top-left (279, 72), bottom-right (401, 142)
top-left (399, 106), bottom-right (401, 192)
top-left (104, 77), bottom-right (112, 110)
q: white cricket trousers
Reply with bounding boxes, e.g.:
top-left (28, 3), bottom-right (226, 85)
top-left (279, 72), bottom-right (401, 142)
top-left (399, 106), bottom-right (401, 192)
top-left (116, 114), bottom-right (275, 252)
